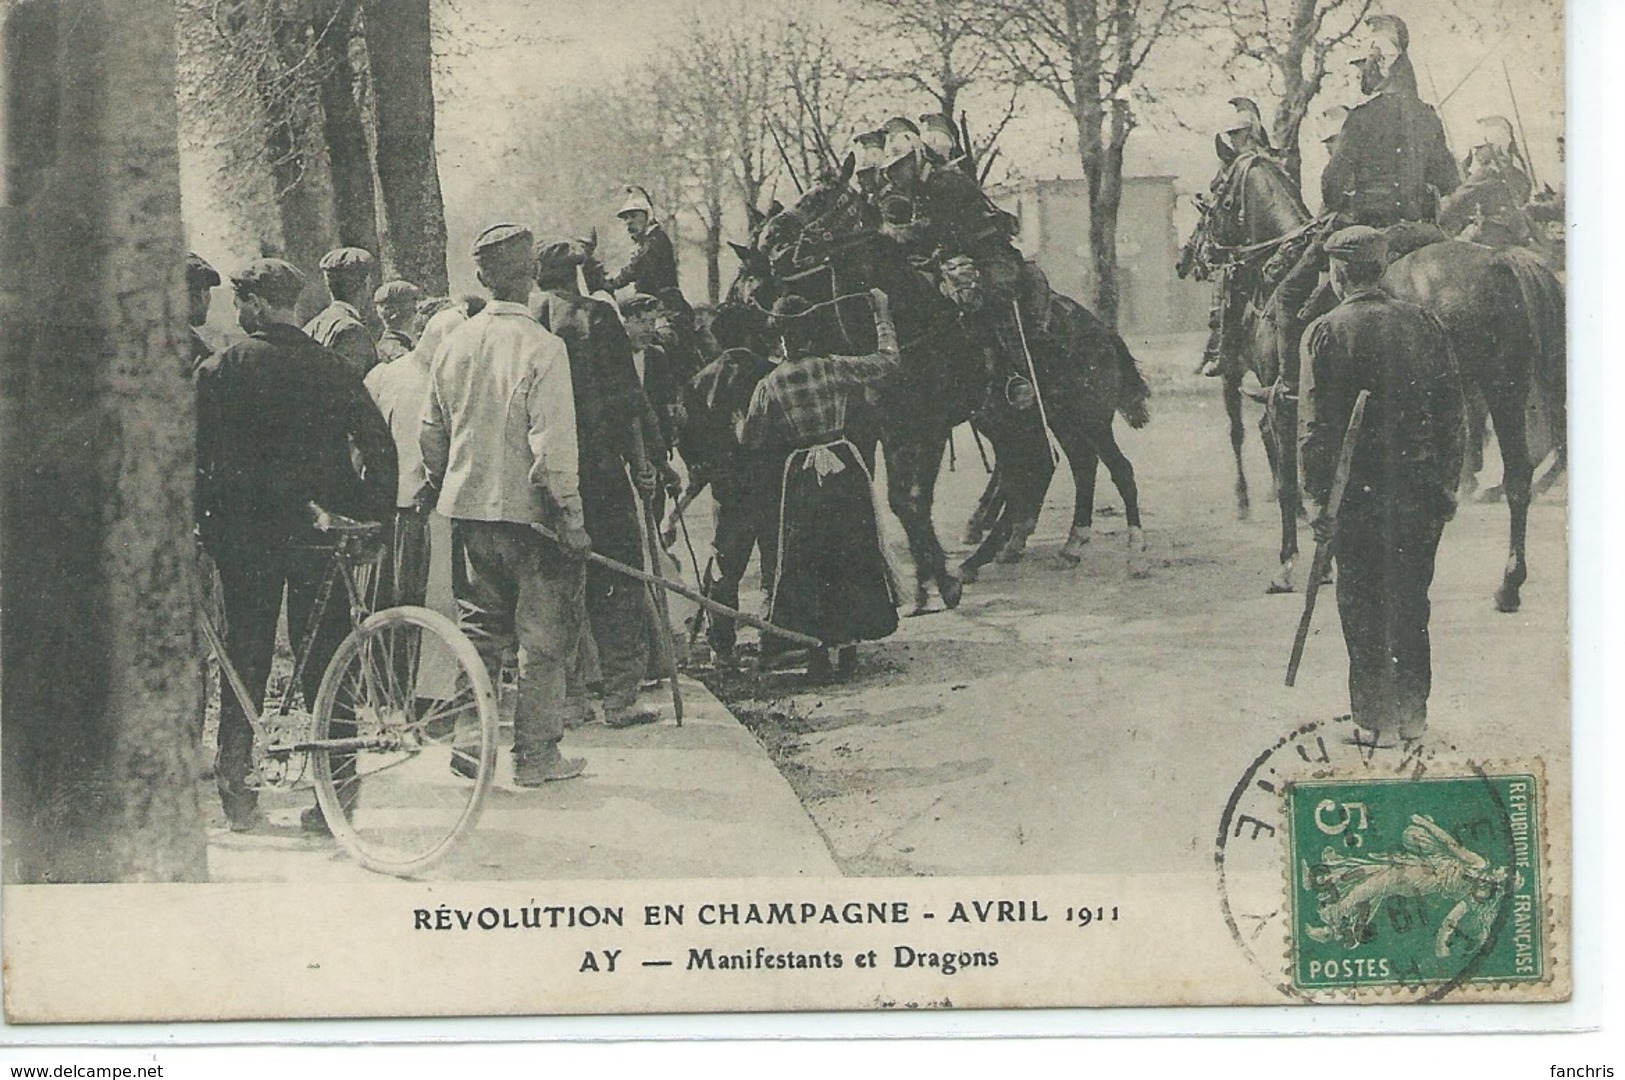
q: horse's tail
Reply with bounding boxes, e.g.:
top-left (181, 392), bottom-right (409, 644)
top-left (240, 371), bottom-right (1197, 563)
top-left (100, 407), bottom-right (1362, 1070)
top-left (1111, 331), bottom-right (1152, 429)
top-left (1492, 246), bottom-right (1567, 452)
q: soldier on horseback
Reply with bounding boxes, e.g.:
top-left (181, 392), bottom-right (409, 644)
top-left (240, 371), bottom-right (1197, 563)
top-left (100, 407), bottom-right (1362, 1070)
top-left (1271, 14), bottom-right (1460, 373)
top-left (872, 113), bottom-right (1041, 407)
top-left (1439, 116), bottom-right (1538, 247)
top-left (1193, 97), bottom-right (1285, 377)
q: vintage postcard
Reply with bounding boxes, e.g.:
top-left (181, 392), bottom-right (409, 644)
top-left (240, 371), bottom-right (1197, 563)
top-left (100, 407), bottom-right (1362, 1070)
top-left (0, 0), bottom-right (1581, 1028)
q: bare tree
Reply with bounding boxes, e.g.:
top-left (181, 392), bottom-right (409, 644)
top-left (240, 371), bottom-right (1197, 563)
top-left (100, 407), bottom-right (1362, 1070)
top-left (1200, 0), bottom-right (1376, 183)
top-left (992, 0), bottom-right (1197, 328)
top-left (851, 0), bottom-right (1023, 169)
top-left (769, 15), bottom-right (863, 196)
top-left (314, 0), bottom-right (381, 255)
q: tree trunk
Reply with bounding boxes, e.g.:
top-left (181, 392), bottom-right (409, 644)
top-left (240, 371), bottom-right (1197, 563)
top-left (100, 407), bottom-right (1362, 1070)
top-left (362, 0), bottom-right (448, 293)
top-left (264, 13), bottom-right (332, 278)
top-left (1, 0), bottom-right (209, 883)
top-left (314, 0), bottom-right (380, 256)
top-left (704, 193), bottom-right (724, 305)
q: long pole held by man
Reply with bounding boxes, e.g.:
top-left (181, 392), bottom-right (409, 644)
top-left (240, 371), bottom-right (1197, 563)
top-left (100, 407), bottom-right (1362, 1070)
top-left (1285, 389), bottom-right (1371, 687)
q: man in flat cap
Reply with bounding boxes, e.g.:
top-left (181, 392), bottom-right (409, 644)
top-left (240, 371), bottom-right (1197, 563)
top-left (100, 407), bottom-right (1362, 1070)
top-left (186, 252), bottom-right (222, 373)
top-left (420, 224), bottom-right (590, 784)
top-left (373, 279), bottom-right (424, 363)
top-left (1297, 225), bottom-right (1465, 747)
top-left (607, 187), bottom-right (679, 297)
top-left (306, 246), bottom-right (380, 380)
top-left (196, 258), bottom-right (397, 832)
top-left (534, 237), bottom-right (665, 729)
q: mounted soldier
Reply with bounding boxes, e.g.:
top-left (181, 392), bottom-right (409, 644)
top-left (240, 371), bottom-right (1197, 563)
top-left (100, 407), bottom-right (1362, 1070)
top-left (1271, 14), bottom-right (1460, 374)
top-left (1192, 97), bottom-right (1285, 377)
top-left (1439, 115), bottom-right (1538, 247)
top-left (872, 113), bottom-right (1042, 404)
top-left (608, 186), bottom-right (680, 297)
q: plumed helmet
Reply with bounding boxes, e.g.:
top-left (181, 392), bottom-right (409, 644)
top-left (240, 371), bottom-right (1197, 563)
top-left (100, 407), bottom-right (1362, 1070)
top-left (617, 185), bottom-right (656, 220)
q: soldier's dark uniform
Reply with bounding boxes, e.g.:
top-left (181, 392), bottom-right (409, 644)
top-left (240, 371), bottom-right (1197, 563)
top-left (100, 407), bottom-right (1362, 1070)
top-left (1298, 227), bottom-right (1465, 743)
top-left (1273, 49), bottom-right (1460, 383)
top-left (608, 221), bottom-right (679, 297)
top-left (1319, 54), bottom-right (1459, 228)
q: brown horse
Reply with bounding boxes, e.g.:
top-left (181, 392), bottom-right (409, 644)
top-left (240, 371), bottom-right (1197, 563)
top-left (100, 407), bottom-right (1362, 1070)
top-left (1183, 154), bottom-right (1567, 611)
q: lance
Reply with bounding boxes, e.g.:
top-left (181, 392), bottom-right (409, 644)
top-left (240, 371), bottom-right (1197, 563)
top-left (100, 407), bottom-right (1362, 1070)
top-left (768, 120), bottom-right (804, 196)
top-left (1502, 59), bottom-right (1540, 190)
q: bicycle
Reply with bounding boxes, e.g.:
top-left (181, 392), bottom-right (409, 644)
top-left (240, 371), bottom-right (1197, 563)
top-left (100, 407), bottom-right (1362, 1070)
top-left (196, 502), bottom-right (499, 877)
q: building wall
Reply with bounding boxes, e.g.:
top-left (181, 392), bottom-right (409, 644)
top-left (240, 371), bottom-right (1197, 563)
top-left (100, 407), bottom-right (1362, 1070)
top-left (995, 178), bottom-right (1209, 335)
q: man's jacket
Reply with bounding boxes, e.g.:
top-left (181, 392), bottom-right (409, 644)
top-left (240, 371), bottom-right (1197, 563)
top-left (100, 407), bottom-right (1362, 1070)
top-left (196, 322), bottom-right (396, 550)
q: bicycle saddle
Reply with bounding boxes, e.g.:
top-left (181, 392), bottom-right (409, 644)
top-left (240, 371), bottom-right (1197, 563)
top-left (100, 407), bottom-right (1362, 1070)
top-left (308, 502), bottom-right (383, 540)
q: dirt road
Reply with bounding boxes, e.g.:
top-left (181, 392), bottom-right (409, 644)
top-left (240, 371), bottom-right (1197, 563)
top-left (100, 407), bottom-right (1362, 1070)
top-left (695, 335), bottom-right (1569, 879)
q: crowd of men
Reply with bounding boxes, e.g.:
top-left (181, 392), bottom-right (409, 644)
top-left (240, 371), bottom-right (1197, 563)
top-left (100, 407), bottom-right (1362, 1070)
top-left (189, 182), bottom-right (910, 832)
top-left (186, 10), bottom-right (1527, 832)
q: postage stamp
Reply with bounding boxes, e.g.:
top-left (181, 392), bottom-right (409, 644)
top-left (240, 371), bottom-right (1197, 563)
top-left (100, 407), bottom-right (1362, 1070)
top-left (1215, 716), bottom-right (1563, 1005)
top-left (1288, 771), bottom-right (1545, 993)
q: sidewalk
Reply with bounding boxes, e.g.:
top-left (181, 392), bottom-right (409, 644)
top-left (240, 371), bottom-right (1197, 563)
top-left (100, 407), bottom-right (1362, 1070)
top-left (205, 674), bottom-right (839, 883)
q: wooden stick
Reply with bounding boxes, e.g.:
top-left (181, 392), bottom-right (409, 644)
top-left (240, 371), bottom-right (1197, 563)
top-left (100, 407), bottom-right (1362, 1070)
top-left (1286, 389), bottom-right (1371, 687)
top-left (532, 525), bottom-right (823, 651)
top-left (632, 427), bottom-right (682, 724)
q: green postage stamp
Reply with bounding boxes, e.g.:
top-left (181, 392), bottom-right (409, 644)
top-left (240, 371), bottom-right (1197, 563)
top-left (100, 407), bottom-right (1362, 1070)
top-left (1288, 771), bottom-right (1545, 993)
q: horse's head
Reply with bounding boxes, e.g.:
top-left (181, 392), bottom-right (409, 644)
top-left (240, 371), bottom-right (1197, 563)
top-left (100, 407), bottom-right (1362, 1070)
top-left (1206, 153), bottom-right (1312, 248)
top-left (760, 155), bottom-right (880, 277)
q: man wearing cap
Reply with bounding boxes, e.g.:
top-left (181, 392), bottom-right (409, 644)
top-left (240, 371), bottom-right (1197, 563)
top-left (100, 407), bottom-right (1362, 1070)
top-left (849, 128), bottom-right (889, 196)
top-left (306, 246), bottom-right (380, 380)
top-left (185, 252), bottom-right (222, 372)
top-left (420, 224), bottom-right (590, 784)
top-left (1298, 225), bottom-right (1465, 747)
top-left (196, 258), bottom-right (397, 832)
top-left (365, 302), bottom-right (465, 611)
top-left (534, 237), bottom-right (663, 729)
top-left (739, 289), bottom-right (901, 681)
top-left (607, 187), bottom-right (679, 297)
top-left (373, 279), bottom-right (424, 363)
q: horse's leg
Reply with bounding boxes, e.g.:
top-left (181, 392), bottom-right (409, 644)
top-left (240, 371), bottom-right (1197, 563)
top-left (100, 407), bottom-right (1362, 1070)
top-left (1265, 401), bottom-right (1301, 594)
top-left (1484, 382), bottom-right (1532, 613)
top-left (1461, 385), bottom-right (1488, 500)
top-left (964, 460), bottom-right (1001, 545)
top-left (884, 431), bottom-right (958, 611)
top-left (959, 511), bottom-right (1012, 584)
top-left (1223, 372), bottom-right (1250, 520)
top-left (996, 430), bottom-right (1053, 564)
top-left (1053, 424), bottom-right (1099, 566)
top-left (1089, 420), bottom-right (1149, 577)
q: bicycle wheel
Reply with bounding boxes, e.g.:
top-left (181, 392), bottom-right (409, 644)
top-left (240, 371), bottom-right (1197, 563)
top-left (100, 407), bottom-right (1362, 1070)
top-left (310, 605), bottom-right (499, 876)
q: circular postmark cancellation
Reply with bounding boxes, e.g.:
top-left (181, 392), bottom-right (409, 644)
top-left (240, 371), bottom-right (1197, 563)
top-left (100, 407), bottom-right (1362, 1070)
top-left (1215, 716), bottom-right (1554, 1004)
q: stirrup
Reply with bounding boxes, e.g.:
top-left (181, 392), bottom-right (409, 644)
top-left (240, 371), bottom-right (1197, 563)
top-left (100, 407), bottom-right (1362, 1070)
top-left (1004, 374), bottom-right (1036, 410)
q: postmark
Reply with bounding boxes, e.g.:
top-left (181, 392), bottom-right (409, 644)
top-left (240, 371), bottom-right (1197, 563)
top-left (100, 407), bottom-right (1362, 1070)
top-left (1215, 716), bottom-right (1559, 1003)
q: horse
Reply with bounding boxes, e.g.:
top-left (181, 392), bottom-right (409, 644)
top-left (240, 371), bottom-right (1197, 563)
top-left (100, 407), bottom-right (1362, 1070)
top-left (738, 157), bottom-right (1152, 588)
top-left (1177, 151), bottom-right (1319, 590)
top-left (1182, 153), bottom-right (1567, 612)
top-left (717, 179), bottom-right (978, 612)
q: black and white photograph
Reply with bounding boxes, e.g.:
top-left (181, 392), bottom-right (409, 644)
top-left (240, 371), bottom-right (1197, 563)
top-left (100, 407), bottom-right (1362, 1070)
top-left (0, 0), bottom-right (1601, 1036)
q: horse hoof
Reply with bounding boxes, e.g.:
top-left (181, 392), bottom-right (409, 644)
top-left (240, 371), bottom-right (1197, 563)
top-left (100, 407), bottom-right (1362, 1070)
top-left (962, 527), bottom-right (987, 546)
top-left (1476, 485), bottom-right (1506, 504)
top-left (1266, 581), bottom-right (1296, 595)
top-left (957, 562), bottom-right (980, 584)
top-left (1494, 587), bottom-right (1521, 613)
top-left (1059, 527), bottom-right (1091, 561)
top-left (995, 549), bottom-right (1025, 565)
top-left (913, 585), bottom-right (931, 612)
top-left (938, 575), bottom-right (963, 610)
top-left (1054, 552), bottom-right (1080, 568)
